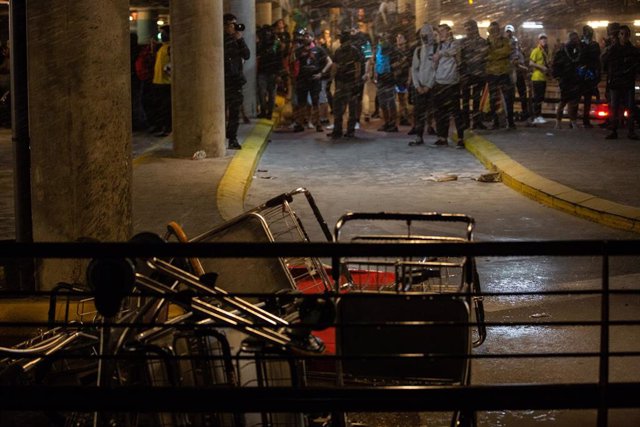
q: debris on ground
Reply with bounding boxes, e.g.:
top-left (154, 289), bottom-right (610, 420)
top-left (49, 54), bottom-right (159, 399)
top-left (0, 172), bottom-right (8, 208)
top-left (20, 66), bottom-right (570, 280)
top-left (422, 174), bottom-right (459, 182)
top-left (192, 150), bottom-right (207, 160)
top-left (476, 172), bottom-right (502, 182)
top-left (530, 312), bottom-right (551, 319)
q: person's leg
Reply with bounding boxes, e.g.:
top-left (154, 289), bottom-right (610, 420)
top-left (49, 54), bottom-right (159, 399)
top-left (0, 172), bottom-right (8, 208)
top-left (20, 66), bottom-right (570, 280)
top-left (449, 84), bottom-right (465, 143)
top-left (532, 81), bottom-right (545, 118)
top-left (310, 80), bottom-right (322, 130)
top-left (556, 94), bottom-right (566, 129)
top-left (471, 77), bottom-right (484, 128)
top-left (568, 98), bottom-right (579, 128)
top-left (488, 75), bottom-right (500, 128)
top-left (346, 88), bottom-right (359, 134)
top-left (331, 84), bottom-right (346, 136)
top-left (434, 85), bottom-right (449, 143)
top-left (266, 73), bottom-right (277, 118)
top-left (257, 73), bottom-right (268, 117)
top-left (461, 79), bottom-right (471, 129)
top-left (624, 87), bottom-right (637, 138)
top-left (227, 87), bottom-right (243, 147)
top-left (516, 72), bottom-right (528, 118)
top-left (501, 75), bottom-right (516, 127)
top-left (582, 83), bottom-right (594, 127)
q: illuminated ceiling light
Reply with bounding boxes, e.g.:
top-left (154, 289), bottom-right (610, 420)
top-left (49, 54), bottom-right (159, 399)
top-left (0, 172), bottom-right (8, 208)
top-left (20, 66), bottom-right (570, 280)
top-left (477, 20), bottom-right (490, 28)
top-left (522, 22), bottom-right (543, 29)
top-left (157, 20), bottom-right (165, 26)
top-left (587, 21), bottom-right (609, 29)
top-left (454, 34), bottom-right (464, 39)
top-left (634, 20), bottom-right (640, 26)
top-left (440, 20), bottom-right (454, 27)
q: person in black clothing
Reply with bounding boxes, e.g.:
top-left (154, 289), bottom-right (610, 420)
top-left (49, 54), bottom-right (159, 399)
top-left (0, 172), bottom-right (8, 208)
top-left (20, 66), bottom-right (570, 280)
top-left (257, 25), bottom-right (283, 120)
top-left (293, 30), bottom-right (332, 133)
top-left (601, 25), bottom-right (639, 140)
top-left (552, 32), bottom-right (582, 129)
top-left (328, 30), bottom-right (364, 140)
top-left (224, 13), bottom-right (250, 150)
top-left (578, 25), bottom-right (601, 128)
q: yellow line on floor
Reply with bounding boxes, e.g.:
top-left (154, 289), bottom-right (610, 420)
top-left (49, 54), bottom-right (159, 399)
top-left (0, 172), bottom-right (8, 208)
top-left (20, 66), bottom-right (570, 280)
top-left (216, 119), bottom-right (273, 221)
top-left (465, 132), bottom-right (640, 233)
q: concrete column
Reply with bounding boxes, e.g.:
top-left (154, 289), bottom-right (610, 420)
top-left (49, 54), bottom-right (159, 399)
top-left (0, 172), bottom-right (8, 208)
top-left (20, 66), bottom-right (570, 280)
top-left (256, 2), bottom-right (272, 27)
top-left (171, 0), bottom-right (226, 158)
top-left (136, 8), bottom-right (158, 45)
top-left (272, 4), bottom-right (282, 21)
top-left (27, 0), bottom-right (132, 289)
top-left (415, 0), bottom-right (427, 29)
top-left (424, 0), bottom-right (440, 24)
top-left (224, 0), bottom-right (257, 117)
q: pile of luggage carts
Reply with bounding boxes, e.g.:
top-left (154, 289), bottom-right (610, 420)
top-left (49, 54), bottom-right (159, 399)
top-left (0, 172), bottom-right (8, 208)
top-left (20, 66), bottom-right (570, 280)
top-left (0, 188), bottom-right (486, 427)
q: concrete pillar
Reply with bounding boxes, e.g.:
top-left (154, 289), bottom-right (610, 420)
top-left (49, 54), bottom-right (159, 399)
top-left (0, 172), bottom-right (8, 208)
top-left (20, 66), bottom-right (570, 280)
top-left (272, 4), bottom-right (282, 21)
top-left (27, 0), bottom-right (132, 289)
top-left (424, 0), bottom-right (440, 24)
top-left (136, 8), bottom-right (158, 45)
top-left (415, 0), bottom-right (427, 28)
top-left (256, 2), bottom-right (272, 27)
top-left (224, 0), bottom-right (257, 117)
top-left (171, 0), bottom-right (226, 158)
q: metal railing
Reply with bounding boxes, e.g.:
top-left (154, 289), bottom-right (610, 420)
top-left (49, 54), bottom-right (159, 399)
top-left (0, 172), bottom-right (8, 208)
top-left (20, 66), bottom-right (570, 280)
top-left (0, 240), bottom-right (638, 427)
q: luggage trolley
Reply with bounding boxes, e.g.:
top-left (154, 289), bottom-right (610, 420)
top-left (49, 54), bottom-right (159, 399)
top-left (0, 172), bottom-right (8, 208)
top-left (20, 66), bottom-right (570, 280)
top-left (333, 212), bottom-right (487, 427)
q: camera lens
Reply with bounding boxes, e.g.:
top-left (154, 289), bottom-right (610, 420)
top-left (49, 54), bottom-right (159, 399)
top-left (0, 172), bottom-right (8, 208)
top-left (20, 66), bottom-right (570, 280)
top-left (235, 23), bottom-right (245, 32)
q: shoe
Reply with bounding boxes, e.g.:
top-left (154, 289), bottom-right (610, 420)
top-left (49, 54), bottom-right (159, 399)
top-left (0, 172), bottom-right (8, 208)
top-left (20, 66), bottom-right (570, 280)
top-left (472, 122), bottom-right (488, 130)
top-left (399, 119), bottom-right (411, 126)
top-left (377, 125), bottom-right (388, 132)
top-left (344, 131), bottom-right (356, 138)
top-left (328, 132), bottom-right (342, 140)
top-left (456, 140), bottom-right (465, 149)
top-left (386, 126), bottom-right (399, 132)
top-left (569, 121), bottom-right (577, 129)
top-left (316, 125), bottom-right (324, 132)
top-left (228, 139), bottom-right (242, 149)
top-left (554, 120), bottom-right (561, 130)
top-left (427, 126), bottom-right (436, 135)
top-left (307, 122), bottom-right (314, 129)
top-left (407, 127), bottom-right (417, 135)
top-left (507, 123), bottom-right (517, 130)
top-left (325, 124), bottom-right (335, 130)
top-left (408, 137), bottom-right (424, 146)
top-left (320, 119), bottom-right (330, 125)
top-left (293, 124), bottom-right (305, 132)
top-left (605, 131), bottom-right (618, 140)
top-left (434, 138), bottom-right (448, 146)
top-left (355, 122), bottom-right (360, 130)
top-left (628, 133), bottom-right (639, 140)
top-left (583, 122), bottom-right (593, 128)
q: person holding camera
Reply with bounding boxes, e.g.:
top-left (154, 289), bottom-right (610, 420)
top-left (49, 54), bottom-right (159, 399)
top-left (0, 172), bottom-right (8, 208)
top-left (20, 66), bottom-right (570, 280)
top-left (224, 13), bottom-right (250, 150)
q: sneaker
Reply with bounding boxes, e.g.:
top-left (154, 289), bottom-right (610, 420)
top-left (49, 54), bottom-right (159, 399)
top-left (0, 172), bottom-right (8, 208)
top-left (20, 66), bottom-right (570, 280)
top-left (228, 139), bottom-right (242, 150)
top-left (307, 122), bottom-right (314, 129)
top-left (434, 138), bottom-right (448, 146)
top-left (533, 116), bottom-right (546, 124)
top-left (407, 127), bottom-right (417, 135)
top-left (386, 126), bottom-right (399, 133)
top-left (605, 131), bottom-right (618, 140)
top-left (328, 132), bottom-right (342, 140)
top-left (507, 123), bottom-right (517, 130)
top-left (325, 124), bottom-right (335, 130)
top-left (472, 122), bottom-right (488, 130)
top-left (399, 119), bottom-right (411, 126)
top-left (355, 122), bottom-right (361, 130)
top-left (427, 126), bottom-right (436, 135)
top-left (456, 140), bottom-right (465, 149)
top-left (293, 124), bottom-right (305, 132)
top-left (344, 131), bottom-right (356, 138)
top-left (554, 120), bottom-right (562, 130)
top-left (288, 122), bottom-right (297, 129)
top-left (568, 121), bottom-right (577, 129)
top-left (316, 125), bottom-right (324, 132)
top-left (408, 137), bottom-right (424, 146)
top-left (377, 125), bottom-right (388, 132)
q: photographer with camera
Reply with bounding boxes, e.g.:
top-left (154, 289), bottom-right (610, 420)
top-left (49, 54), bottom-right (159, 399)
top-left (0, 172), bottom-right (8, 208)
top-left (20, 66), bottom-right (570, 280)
top-left (224, 13), bottom-right (250, 150)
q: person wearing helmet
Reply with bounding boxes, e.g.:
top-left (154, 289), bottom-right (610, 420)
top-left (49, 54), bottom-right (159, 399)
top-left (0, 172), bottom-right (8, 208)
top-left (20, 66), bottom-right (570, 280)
top-left (486, 21), bottom-right (516, 130)
top-left (505, 24), bottom-right (529, 122)
top-left (460, 19), bottom-right (489, 130)
top-left (408, 24), bottom-right (437, 146)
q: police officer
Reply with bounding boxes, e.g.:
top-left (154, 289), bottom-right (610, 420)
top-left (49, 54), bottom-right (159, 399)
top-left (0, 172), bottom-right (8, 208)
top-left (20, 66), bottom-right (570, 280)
top-left (224, 13), bottom-right (250, 150)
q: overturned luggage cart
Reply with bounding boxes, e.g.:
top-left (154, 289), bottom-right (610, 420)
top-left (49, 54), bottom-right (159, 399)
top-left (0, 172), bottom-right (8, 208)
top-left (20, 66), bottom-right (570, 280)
top-left (331, 212), bottom-right (487, 427)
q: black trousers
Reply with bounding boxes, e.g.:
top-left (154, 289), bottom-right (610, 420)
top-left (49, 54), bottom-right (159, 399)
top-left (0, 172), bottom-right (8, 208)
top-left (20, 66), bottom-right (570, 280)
top-left (413, 90), bottom-right (432, 138)
top-left (487, 74), bottom-right (515, 126)
top-left (332, 81), bottom-right (359, 134)
top-left (461, 75), bottom-right (485, 127)
top-left (532, 80), bottom-right (546, 117)
top-left (225, 84), bottom-right (244, 140)
top-left (433, 83), bottom-right (464, 140)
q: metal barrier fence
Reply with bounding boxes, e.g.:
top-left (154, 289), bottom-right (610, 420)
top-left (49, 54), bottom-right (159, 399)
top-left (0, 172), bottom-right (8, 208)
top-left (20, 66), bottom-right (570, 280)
top-left (0, 240), bottom-right (639, 427)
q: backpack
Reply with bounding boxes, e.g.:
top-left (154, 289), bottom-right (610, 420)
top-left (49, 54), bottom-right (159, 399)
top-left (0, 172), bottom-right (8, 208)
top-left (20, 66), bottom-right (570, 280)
top-left (135, 45), bottom-right (155, 81)
top-left (375, 45), bottom-right (392, 75)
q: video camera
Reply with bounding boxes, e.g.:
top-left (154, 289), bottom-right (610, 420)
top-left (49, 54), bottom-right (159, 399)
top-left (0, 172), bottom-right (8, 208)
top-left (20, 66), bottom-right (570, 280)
top-left (234, 23), bottom-right (246, 32)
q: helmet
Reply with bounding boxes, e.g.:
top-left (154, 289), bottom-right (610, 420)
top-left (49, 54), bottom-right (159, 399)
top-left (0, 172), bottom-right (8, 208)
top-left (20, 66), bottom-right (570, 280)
top-left (505, 24), bottom-right (515, 33)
